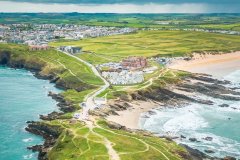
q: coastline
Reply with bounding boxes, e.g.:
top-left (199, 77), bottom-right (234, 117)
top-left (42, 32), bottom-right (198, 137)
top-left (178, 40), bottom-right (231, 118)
top-left (106, 51), bottom-right (240, 130)
top-left (1, 48), bottom-right (239, 159)
top-left (106, 100), bottom-right (160, 129)
top-left (0, 51), bottom-right (73, 160)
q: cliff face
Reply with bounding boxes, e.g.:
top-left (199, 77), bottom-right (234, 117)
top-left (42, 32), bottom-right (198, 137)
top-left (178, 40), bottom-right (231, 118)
top-left (25, 121), bottom-right (62, 160)
top-left (0, 50), bottom-right (11, 65)
top-left (0, 49), bottom-right (88, 91)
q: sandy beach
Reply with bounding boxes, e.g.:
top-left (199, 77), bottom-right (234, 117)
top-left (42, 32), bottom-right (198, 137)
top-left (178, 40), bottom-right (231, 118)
top-left (169, 51), bottom-right (240, 78)
top-left (106, 100), bottom-right (160, 129)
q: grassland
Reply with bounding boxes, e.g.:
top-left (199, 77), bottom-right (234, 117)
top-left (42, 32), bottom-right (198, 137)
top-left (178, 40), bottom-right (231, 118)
top-left (51, 30), bottom-right (240, 65)
top-left (47, 119), bottom-right (188, 160)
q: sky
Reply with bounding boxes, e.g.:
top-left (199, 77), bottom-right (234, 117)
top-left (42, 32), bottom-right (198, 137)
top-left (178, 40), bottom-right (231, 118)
top-left (0, 0), bottom-right (239, 13)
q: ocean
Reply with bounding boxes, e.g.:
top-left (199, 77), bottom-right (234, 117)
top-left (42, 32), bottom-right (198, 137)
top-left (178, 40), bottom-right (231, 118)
top-left (141, 70), bottom-right (240, 158)
top-left (0, 66), bottom-right (60, 160)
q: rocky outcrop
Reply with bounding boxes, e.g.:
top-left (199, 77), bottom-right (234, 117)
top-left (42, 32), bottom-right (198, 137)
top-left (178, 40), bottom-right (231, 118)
top-left (180, 144), bottom-right (218, 160)
top-left (178, 82), bottom-right (240, 101)
top-left (48, 92), bottom-right (76, 113)
top-left (224, 156), bottom-right (236, 160)
top-left (107, 121), bottom-right (126, 130)
top-left (25, 121), bottom-right (62, 160)
top-left (40, 111), bottom-right (64, 121)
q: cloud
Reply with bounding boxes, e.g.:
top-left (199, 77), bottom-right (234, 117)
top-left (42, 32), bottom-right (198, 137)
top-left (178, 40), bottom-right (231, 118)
top-left (0, 1), bottom-right (209, 13)
top-left (0, 0), bottom-right (239, 5)
top-left (0, 0), bottom-right (239, 13)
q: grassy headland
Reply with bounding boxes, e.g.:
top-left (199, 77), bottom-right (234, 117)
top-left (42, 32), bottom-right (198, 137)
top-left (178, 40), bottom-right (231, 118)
top-left (0, 43), bottom-right (103, 109)
top-left (0, 43), bottom-right (192, 159)
top-left (47, 120), bottom-right (188, 160)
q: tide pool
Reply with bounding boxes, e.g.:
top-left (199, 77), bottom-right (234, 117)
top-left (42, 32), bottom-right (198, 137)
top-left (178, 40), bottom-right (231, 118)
top-left (0, 66), bottom-right (60, 160)
top-left (141, 70), bottom-right (240, 158)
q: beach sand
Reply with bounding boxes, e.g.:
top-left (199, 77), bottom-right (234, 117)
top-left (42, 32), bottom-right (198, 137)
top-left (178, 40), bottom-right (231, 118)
top-left (107, 51), bottom-right (240, 129)
top-left (169, 51), bottom-right (240, 78)
top-left (106, 100), bottom-right (160, 129)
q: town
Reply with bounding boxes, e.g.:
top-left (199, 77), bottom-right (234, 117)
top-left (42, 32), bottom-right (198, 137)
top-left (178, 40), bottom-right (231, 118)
top-left (0, 24), bottom-right (137, 45)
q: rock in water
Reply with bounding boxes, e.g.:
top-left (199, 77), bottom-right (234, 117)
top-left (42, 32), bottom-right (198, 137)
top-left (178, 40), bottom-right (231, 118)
top-left (224, 156), bottom-right (236, 160)
top-left (189, 138), bottom-right (197, 142)
top-left (203, 137), bottom-right (213, 141)
top-left (219, 104), bottom-right (229, 108)
top-left (204, 149), bottom-right (215, 154)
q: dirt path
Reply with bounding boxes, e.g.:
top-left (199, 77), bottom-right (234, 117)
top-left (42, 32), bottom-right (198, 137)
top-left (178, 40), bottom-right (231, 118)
top-left (86, 121), bottom-right (120, 160)
top-left (95, 122), bottom-right (172, 160)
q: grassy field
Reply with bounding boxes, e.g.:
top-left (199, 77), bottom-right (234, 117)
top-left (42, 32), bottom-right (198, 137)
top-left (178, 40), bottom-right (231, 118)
top-left (47, 120), bottom-right (188, 160)
top-left (51, 30), bottom-right (240, 65)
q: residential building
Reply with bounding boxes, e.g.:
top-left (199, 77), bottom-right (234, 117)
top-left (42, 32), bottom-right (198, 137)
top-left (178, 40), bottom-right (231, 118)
top-left (122, 56), bottom-right (148, 70)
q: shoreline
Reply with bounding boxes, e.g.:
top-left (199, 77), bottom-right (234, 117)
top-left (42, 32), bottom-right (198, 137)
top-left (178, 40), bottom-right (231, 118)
top-left (1, 49), bottom-right (239, 159)
top-left (106, 100), bottom-right (160, 129)
top-left (107, 51), bottom-right (240, 130)
top-left (169, 51), bottom-right (240, 78)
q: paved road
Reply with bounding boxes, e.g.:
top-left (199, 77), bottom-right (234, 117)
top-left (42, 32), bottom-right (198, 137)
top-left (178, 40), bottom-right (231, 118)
top-left (57, 50), bottom-right (110, 119)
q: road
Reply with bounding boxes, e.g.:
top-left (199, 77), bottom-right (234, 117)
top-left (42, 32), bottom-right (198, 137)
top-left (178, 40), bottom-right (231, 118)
top-left (57, 50), bottom-right (110, 119)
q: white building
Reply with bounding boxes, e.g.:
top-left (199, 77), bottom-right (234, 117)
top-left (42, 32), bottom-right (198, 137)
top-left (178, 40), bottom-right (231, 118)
top-left (102, 70), bottom-right (144, 85)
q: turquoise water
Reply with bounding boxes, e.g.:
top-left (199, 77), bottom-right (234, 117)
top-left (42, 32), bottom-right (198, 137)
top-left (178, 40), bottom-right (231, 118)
top-left (0, 66), bottom-right (60, 160)
top-left (141, 70), bottom-right (240, 158)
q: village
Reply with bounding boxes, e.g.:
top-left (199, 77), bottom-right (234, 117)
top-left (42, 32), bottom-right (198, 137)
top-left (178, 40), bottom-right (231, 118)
top-left (97, 56), bottom-right (158, 85)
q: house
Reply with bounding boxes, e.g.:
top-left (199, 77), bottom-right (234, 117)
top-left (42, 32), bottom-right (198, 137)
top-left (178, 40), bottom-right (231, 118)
top-left (59, 46), bottom-right (82, 54)
top-left (29, 45), bottom-right (49, 51)
top-left (121, 56), bottom-right (147, 70)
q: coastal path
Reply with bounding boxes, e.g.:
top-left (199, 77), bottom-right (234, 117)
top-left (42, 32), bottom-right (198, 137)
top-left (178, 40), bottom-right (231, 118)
top-left (56, 50), bottom-right (110, 120)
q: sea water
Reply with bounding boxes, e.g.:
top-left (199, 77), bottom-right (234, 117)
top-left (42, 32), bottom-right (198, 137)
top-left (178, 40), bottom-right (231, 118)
top-left (0, 66), bottom-right (60, 160)
top-left (141, 70), bottom-right (240, 158)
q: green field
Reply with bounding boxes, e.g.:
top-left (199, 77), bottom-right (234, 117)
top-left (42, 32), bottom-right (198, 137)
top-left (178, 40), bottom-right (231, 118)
top-left (51, 30), bottom-right (240, 64)
top-left (47, 120), bottom-right (188, 160)
top-left (1, 13), bottom-right (240, 31)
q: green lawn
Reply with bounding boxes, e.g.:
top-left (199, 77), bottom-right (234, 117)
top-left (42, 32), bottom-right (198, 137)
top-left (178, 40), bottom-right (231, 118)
top-left (51, 30), bottom-right (240, 65)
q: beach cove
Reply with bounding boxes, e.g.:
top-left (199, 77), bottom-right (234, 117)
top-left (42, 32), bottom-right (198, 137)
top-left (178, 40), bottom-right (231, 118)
top-left (0, 66), bottom-right (60, 160)
top-left (107, 52), bottom-right (240, 158)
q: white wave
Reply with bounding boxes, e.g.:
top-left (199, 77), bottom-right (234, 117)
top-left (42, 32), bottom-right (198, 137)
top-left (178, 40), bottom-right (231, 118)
top-left (224, 70), bottom-right (240, 84)
top-left (140, 70), bottom-right (240, 158)
top-left (23, 154), bottom-right (34, 159)
top-left (163, 112), bottom-right (208, 134)
top-left (142, 104), bottom-right (208, 135)
top-left (177, 132), bottom-right (240, 158)
top-left (22, 138), bottom-right (33, 143)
